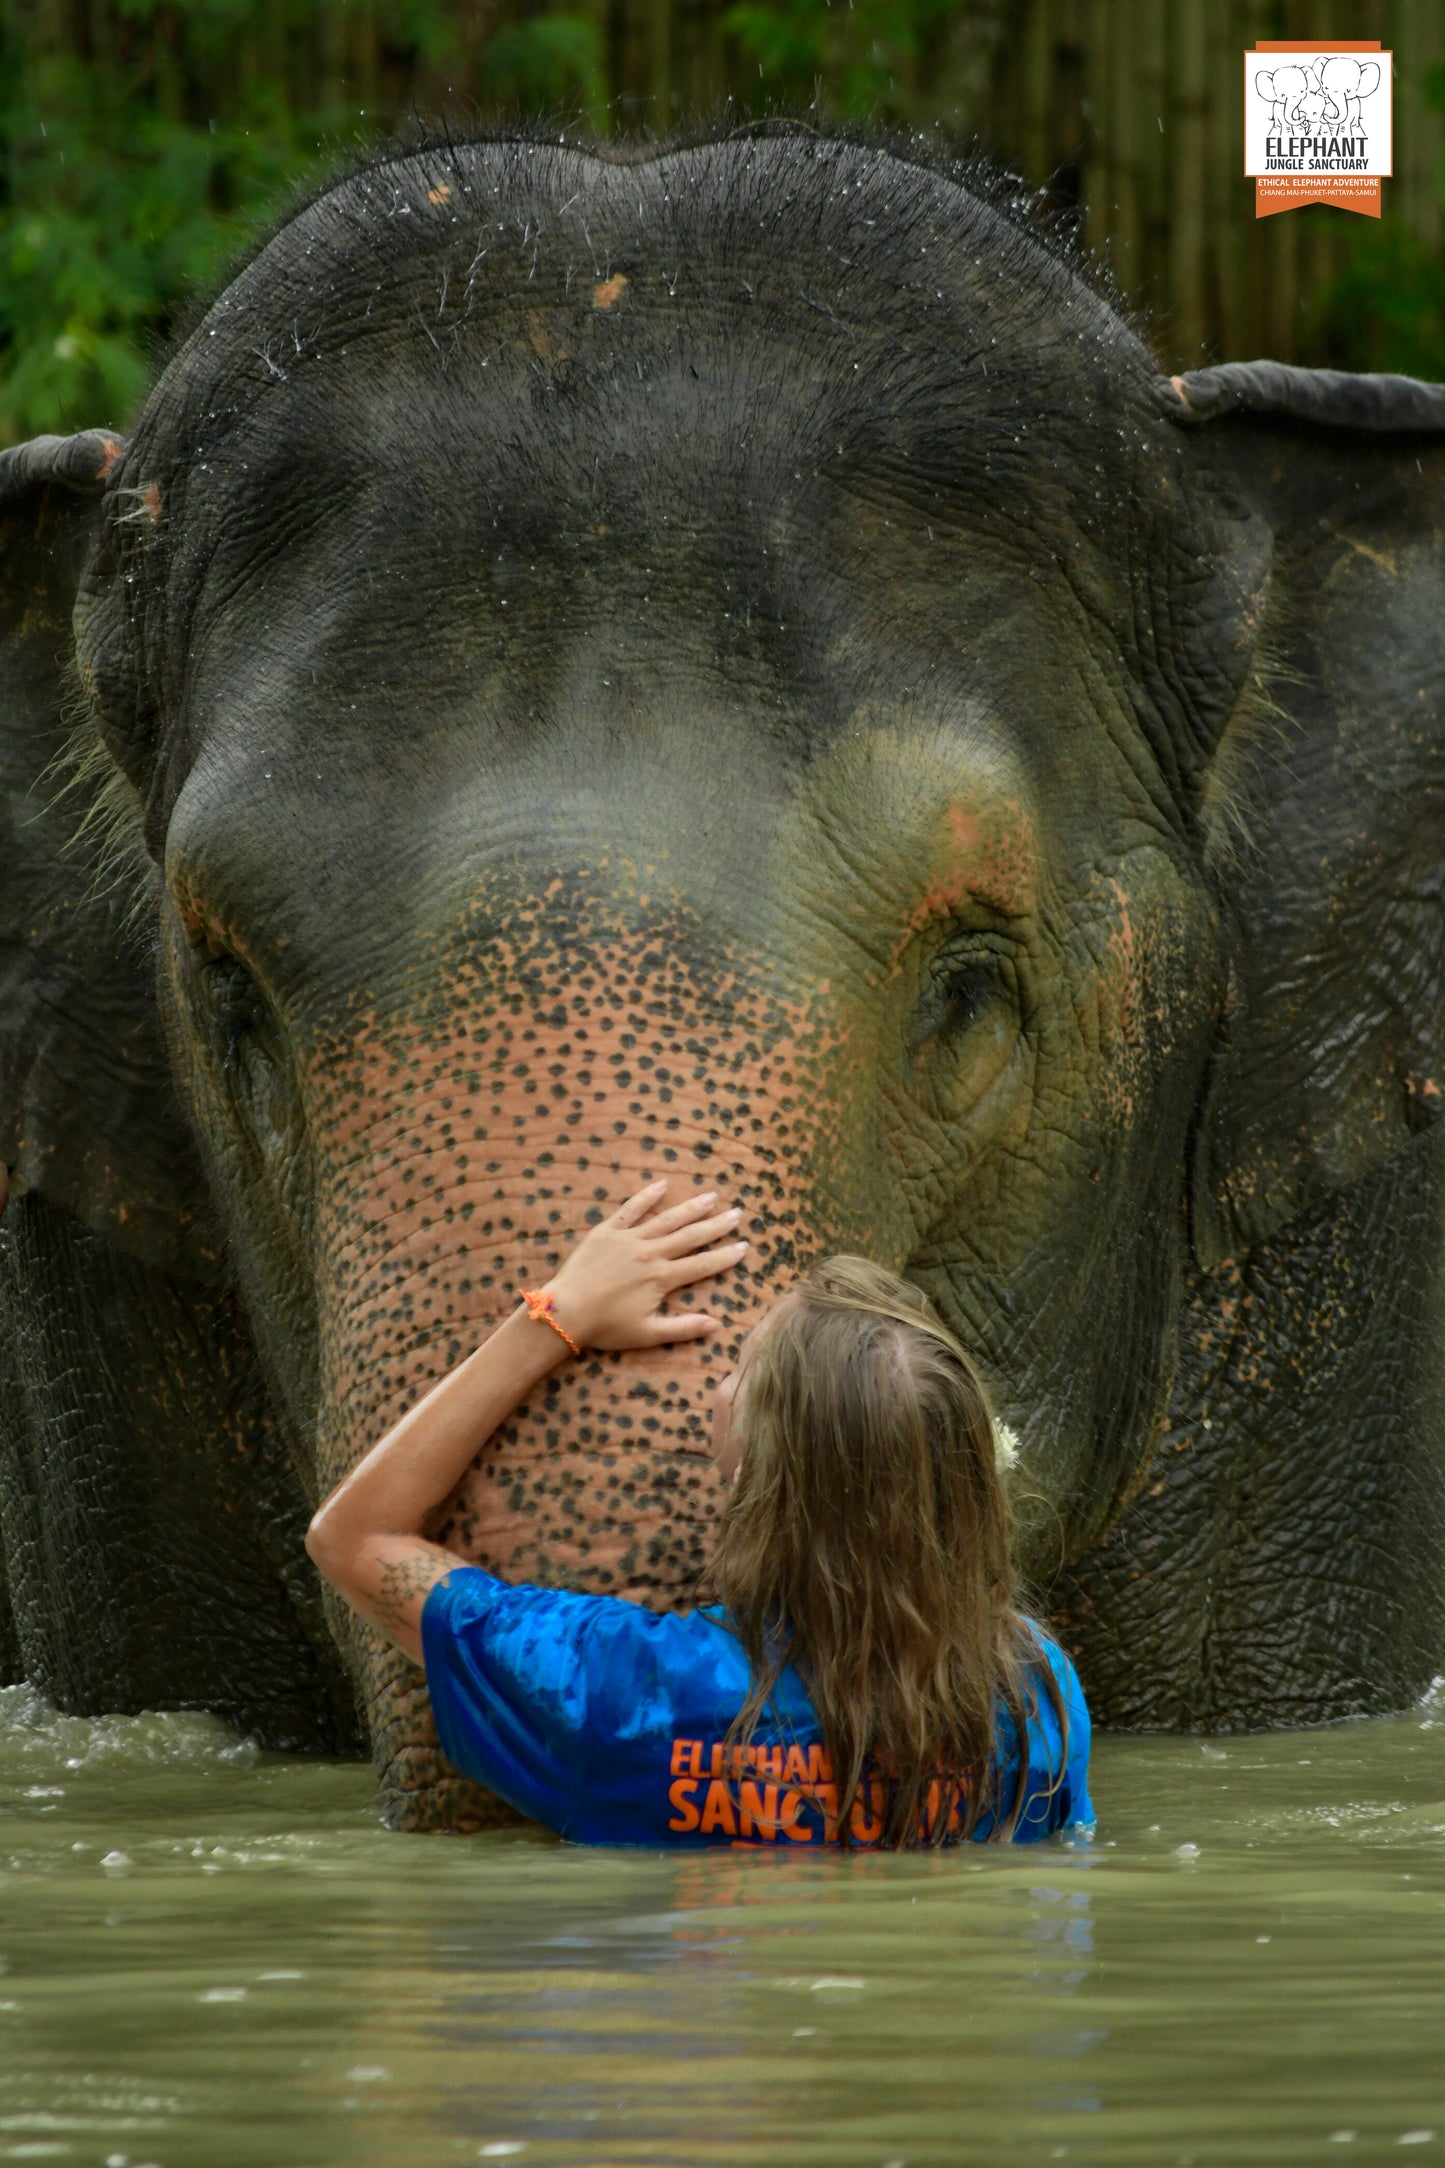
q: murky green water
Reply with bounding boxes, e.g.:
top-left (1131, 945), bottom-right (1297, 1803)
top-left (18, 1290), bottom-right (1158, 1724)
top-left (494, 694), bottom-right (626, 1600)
top-left (3, 1682), bottom-right (1444, 2168)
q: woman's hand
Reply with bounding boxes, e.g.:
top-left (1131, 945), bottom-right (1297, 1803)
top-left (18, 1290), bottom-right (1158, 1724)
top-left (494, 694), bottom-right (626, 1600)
top-left (542, 1181), bottom-right (747, 1350)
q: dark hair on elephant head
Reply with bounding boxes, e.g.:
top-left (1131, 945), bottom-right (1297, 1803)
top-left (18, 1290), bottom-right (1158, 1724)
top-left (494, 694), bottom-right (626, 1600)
top-left (706, 1256), bottom-right (1064, 1847)
top-left (168, 113), bottom-right (1126, 361)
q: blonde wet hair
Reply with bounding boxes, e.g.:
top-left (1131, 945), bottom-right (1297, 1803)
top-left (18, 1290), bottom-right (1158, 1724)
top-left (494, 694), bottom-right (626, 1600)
top-left (706, 1256), bottom-right (1065, 1847)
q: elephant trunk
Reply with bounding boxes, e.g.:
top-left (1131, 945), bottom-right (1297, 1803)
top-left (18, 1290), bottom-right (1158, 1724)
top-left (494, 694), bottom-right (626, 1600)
top-left (302, 926), bottom-right (854, 1828)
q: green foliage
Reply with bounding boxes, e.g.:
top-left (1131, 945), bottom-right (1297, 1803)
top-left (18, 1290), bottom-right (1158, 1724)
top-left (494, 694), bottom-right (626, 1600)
top-left (479, 14), bottom-right (608, 124)
top-left (1320, 223), bottom-right (1445, 379)
top-left (0, 30), bottom-right (336, 443)
top-left (722, 0), bottom-right (956, 121)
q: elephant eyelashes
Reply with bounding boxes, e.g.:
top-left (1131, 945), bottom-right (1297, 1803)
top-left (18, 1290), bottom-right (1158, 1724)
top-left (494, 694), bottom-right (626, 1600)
top-left (202, 953), bottom-right (269, 1072)
top-left (196, 950), bottom-right (303, 1170)
top-left (941, 965), bottom-right (996, 1033)
top-left (907, 951), bottom-right (1003, 1053)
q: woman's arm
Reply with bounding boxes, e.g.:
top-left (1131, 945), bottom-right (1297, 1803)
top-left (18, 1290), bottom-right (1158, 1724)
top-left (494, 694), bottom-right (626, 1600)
top-left (305, 1181), bottom-right (746, 1663)
top-left (304, 1305), bottom-right (566, 1661)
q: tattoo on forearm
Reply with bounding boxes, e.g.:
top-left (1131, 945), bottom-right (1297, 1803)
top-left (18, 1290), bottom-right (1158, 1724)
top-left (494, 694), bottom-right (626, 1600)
top-left (373, 1546), bottom-right (449, 1632)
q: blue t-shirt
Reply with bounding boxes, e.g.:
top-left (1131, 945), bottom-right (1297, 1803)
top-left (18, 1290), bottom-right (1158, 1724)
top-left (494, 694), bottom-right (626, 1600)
top-left (422, 1567), bottom-right (1094, 1848)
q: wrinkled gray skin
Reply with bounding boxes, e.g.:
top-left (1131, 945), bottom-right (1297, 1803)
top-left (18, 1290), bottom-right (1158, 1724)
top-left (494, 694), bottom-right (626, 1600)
top-left (1, 133), bottom-right (1442, 1827)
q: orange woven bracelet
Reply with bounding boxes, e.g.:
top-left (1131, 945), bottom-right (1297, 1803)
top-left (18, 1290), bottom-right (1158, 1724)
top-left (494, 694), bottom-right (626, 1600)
top-left (521, 1286), bottom-right (582, 1358)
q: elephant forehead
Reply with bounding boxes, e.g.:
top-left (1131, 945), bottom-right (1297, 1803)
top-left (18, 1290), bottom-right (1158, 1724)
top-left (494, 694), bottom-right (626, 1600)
top-left (165, 131), bottom-right (1146, 475)
top-left (143, 142), bottom-right (1170, 691)
top-left (170, 317), bottom-right (1133, 670)
top-left (103, 133), bottom-right (1253, 880)
top-left (162, 681), bottom-right (1065, 1013)
top-left (162, 429), bottom-right (1158, 975)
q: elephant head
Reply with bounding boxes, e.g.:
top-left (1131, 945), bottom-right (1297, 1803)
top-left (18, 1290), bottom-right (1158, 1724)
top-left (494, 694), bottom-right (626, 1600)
top-left (3, 135), bottom-right (1443, 1824)
top-left (1317, 55), bottom-right (1382, 128)
top-left (1255, 65), bottom-right (1313, 128)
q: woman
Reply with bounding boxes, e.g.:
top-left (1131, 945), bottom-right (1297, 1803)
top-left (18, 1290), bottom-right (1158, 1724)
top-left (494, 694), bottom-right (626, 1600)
top-left (306, 1181), bottom-right (1093, 1847)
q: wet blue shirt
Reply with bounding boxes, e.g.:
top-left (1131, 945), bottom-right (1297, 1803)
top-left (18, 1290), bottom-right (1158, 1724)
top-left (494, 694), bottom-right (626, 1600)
top-left (422, 1566), bottom-right (1095, 1848)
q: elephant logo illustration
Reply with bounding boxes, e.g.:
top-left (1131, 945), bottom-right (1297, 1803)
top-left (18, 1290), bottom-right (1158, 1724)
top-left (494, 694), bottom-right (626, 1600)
top-left (1245, 44), bottom-right (1391, 213)
top-left (1254, 55), bottom-right (1381, 138)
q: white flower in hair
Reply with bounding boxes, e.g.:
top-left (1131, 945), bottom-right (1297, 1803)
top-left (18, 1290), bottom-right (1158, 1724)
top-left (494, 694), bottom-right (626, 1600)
top-left (993, 1421), bottom-right (1021, 1472)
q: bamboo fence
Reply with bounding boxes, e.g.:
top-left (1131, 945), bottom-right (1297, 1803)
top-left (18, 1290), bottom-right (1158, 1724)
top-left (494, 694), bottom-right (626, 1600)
top-left (972, 0), bottom-right (1444, 367)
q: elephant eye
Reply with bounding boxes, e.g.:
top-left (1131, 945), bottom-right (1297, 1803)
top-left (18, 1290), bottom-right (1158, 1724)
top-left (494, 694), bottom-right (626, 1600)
top-left (195, 947), bottom-right (299, 1164)
top-left (202, 952), bottom-right (269, 1070)
top-left (939, 962), bottom-right (996, 1032)
top-left (907, 942), bottom-right (1004, 1051)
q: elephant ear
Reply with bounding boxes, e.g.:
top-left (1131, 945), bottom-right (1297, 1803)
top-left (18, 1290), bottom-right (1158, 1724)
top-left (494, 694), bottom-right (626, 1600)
top-left (1174, 361), bottom-right (1445, 1266)
top-left (0, 431), bottom-right (218, 1277)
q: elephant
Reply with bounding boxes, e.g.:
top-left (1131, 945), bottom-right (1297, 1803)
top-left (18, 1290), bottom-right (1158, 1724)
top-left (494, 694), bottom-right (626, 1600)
top-left (1255, 66), bottom-right (1313, 131)
top-left (2, 129), bottom-right (1443, 1830)
top-left (1318, 56), bottom-right (1382, 135)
